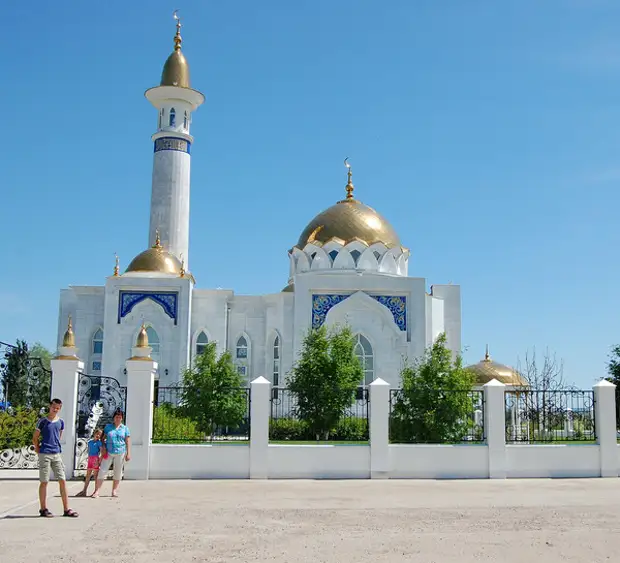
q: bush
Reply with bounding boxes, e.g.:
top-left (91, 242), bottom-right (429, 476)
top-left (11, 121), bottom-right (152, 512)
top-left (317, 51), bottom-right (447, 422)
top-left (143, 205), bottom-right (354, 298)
top-left (269, 417), bottom-right (368, 442)
top-left (0, 407), bottom-right (41, 450)
top-left (153, 404), bottom-right (203, 443)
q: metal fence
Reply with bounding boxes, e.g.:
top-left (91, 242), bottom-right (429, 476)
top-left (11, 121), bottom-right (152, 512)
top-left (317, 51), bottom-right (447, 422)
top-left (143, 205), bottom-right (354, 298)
top-left (389, 388), bottom-right (485, 444)
top-left (152, 386), bottom-right (250, 443)
top-left (269, 387), bottom-right (369, 441)
top-left (505, 389), bottom-right (595, 442)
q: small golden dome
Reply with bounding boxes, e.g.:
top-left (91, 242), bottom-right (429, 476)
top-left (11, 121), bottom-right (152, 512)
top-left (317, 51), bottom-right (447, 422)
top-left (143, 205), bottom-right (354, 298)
top-left (62, 316), bottom-right (75, 348)
top-left (136, 324), bottom-right (149, 348)
top-left (297, 199), bottom-right (401, 249)
top-left (125, 234), bottom-right (183, 276)
top-left (466, 346), bottom-right (527, 386)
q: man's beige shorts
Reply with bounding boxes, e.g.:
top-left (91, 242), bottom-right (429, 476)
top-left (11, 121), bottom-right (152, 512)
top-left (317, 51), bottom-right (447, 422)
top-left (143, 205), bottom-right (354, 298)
top-left (38, 453), bottom-right (66, 482)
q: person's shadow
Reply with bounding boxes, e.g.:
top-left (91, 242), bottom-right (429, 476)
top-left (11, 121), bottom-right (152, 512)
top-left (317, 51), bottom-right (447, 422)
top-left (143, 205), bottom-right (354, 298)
top-left (1, 515), bottom-right (41, 519)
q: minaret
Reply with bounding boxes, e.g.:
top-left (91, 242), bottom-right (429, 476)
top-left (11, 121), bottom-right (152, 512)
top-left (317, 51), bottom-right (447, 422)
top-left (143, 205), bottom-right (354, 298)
top-left (145, 13), bottom-right (204, 270)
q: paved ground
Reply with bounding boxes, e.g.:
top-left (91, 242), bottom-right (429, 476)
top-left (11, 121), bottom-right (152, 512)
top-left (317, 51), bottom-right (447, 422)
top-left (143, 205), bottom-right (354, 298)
top-left (1, 478), bottom-right (619, 562)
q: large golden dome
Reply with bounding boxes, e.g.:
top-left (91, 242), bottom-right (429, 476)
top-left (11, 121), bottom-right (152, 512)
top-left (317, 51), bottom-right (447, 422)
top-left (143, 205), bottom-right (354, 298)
top-left (296, 168), bottom-right (401, 249)
top-left (466, 348), bottom-right (527, 386)
top-left (160, 17), bottom-right (190, 88)
top-left (125, 234), bottom-right (183, 276)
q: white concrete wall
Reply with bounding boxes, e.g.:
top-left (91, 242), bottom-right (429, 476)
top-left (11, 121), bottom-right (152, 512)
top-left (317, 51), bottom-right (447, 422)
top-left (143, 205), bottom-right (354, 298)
top-left (389, 445), bottom-right (488, 479)
top-left (268, 445), bottom-right (370, 479)
top-left (149, 444), bottom-right (250, 479)
top-left (506, 445), bottom-right (601, 478)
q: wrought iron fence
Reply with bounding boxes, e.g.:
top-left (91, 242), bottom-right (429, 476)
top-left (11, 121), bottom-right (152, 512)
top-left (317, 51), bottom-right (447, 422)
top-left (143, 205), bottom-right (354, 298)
top-left (0, 340), bottom-right (53, 470)
top-left (152, 385), bottom-right (250, 443)
top-left (505, 389), bottom-right (595, 442)
top-left (269, 387), bottom-right (369, 441)
top-left (74, 373), bottom-right (127, 472)
top-left (389, 388), bottom-right (485, 444)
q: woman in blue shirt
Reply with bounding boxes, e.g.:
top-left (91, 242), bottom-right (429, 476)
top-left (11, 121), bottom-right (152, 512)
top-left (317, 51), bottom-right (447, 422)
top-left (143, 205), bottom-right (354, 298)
top-left (91, 408), bottom-right (131, 498)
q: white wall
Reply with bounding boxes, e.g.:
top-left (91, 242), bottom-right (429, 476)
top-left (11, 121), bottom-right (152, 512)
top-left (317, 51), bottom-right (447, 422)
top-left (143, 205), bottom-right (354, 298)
top-left (268, 445), bottom-right (370, 479)
top-left (389, 445), bottom-right (488, 479)
top-left (506, 445), bottom-right (601, 478)
top-left (149, 444), bottom-right (250, 479)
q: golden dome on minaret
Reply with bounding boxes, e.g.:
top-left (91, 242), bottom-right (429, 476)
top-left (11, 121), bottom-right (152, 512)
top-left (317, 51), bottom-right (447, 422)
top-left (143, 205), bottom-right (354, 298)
top-left (295, 160), bottom-right (402, 249)
top-left (160, 13), bottom-right (190, 88)
top-left (125, 231), bottom-right (184, 276)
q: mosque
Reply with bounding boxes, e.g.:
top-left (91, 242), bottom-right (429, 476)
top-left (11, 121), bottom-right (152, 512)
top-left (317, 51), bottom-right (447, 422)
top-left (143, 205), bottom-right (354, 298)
top-left (56, 19), bottom-right (522, 389)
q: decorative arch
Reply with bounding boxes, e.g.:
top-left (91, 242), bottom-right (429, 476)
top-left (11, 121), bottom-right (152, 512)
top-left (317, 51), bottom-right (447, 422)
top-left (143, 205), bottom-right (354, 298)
top-left (271, 331), bottom-right (281, 387)
top-left (118, 291), bottom-right (178, 324)
top-left (234, 332), bottom-right (251, 380)
top-left (90, 327), bottom-right (104, 373)
top-left (169, 107), bottom-right (176, 127)
top-left (192, 329), bottom-right (211, 358)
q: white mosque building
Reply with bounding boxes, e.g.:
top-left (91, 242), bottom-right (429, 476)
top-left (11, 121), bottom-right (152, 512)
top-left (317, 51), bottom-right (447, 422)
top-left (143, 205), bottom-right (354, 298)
top-left (57, 20), bottom-right (468, 389)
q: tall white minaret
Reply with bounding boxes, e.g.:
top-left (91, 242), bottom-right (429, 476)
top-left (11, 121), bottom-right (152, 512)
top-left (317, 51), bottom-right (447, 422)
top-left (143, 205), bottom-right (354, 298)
top-left (145, 14), bottom-right (204, 270)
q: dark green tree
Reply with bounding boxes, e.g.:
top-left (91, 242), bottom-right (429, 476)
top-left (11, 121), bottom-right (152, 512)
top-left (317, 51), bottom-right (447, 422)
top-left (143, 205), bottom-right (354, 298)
top-left (391, 333), bottom-right (476, 443)
top-left (287, 325), bottom-right (363, 440)
top-left (180, 342), bottom-right (247, 436)
top-left (1, 340), bottom-right (30, 407)
top-left (606, 344), bottom-right (620, 428)
top-left (28, 342), bottom-right (53, 408)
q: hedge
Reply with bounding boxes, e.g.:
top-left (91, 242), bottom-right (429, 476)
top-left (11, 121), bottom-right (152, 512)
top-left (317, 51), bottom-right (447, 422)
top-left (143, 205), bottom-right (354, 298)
top-left (269, 417), bottom-right (368, 441)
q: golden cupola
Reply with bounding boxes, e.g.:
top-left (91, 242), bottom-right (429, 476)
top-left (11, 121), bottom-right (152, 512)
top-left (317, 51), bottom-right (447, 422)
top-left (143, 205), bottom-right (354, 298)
top-left (466, 346), bottom-right (527, 387)
top-left (296, 163), bottom-right (402, 250)
top-left (125, 232), bottom-right (184, 276)
top-left (160, 14), bottom-right (191, 88)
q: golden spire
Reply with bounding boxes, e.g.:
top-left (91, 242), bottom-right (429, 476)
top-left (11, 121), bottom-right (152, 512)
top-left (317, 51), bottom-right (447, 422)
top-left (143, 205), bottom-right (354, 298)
top-left (154, 229), bottom-right (162, 248)
top-left (344, 157), bottom-right (354, 200)
top-left (62, 315), bottom-right (76, 348)
top-left (484, 344), bottom-right (491, 362)
top-left (173, 10), bottom-right (182, 51)
top-left (113, 253), bottom-right (119, 277)
top-left (136, 324), bottom-right (149, 348)
top-left (179, 254), bottom-right (186, 277)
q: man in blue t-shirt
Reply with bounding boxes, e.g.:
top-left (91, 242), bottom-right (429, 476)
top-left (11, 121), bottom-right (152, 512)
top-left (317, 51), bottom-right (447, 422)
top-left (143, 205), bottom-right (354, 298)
top-left (32, 398), bottom-right (78, 517)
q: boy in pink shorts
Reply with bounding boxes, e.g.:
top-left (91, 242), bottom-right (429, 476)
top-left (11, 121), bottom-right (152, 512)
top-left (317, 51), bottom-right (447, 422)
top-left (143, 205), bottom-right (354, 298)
top-left (76, 428), bottom-right (103, 497)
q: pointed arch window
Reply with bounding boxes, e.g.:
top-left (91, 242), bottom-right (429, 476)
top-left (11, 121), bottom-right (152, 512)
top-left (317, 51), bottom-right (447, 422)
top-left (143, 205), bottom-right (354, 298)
top-left (92, 329), bottom-right (104, 355)
top-left (158, 108), bottom-right (164, 129)
top-left (146, 326), bottom-right (160, 362)
top-left (354, 334), bottom-right (374, 386)
top-left (272, 335), bottom-right (280, 387)
top-left (196, 331), bottom-right (208, 357)
top-left (236, 336), bottom-right (248, 359)
top-left (184, 111), bottom-right (188, 129)
top-left (169, 108), bottom-right (176, 127)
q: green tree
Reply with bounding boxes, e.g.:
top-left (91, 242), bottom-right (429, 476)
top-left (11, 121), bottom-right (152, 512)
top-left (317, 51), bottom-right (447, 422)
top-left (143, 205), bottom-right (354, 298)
top-left (28, 342), bottom-right (52, 408)
top-left (391, 333), bottom-right (476, 443)
top-left (287, 325), bottom-right (363, 440)
top-left (1, 340), bottom-right (30, 407)
top-left (180, 342), bottom-right (247, 436)
top-left (606, 344), bottom-right (620, 428)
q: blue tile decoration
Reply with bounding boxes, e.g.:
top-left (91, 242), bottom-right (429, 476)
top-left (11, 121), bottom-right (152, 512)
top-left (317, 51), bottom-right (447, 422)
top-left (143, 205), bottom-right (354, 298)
top-left (118, 291), bottom-right (178, 324)
top-left (372, 295), bottom-right (407, 331)
top-left (311, 293), bottom-right (407, 331)
top-left (154, 137), bottom-right (191, 154)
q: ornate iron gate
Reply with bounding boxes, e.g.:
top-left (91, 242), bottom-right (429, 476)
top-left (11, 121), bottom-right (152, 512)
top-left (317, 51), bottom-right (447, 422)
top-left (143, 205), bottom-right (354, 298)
top-left (0, 340), bottom-right (53, 470)
top-left (74, 373), bottom-right (127, 472)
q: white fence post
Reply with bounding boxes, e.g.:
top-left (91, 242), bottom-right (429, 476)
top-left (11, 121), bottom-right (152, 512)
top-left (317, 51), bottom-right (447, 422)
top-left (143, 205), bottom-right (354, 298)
top-left (124, 328), bottom-right (157, 480)
top-left (593, 379), bottom-right (617, 478)
top-left (250, 376), bottom-right (271, 479)
top-left (50, 356), bottom-right (83, 480)
top-left (369, 378), bottom-right (390, 479)
top-left (484, 379), bottom-right (506, 479)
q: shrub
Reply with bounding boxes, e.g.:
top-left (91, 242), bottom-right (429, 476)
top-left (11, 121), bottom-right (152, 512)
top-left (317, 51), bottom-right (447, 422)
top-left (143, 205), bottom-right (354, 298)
top-left (153, 404), bottom-right (203, 443)
top-left (269, 417), bottom-right (368, 442)
top-left (0, 407), bottom-right (41, 450)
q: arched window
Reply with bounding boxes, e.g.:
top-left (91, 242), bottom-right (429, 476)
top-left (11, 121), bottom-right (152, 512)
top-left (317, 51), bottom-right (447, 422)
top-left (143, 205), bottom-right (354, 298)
top-left (92, 329), bottom-right (104, 354)
top-left (354, 334), bottom-right (374, 385)
top-left (169, 108), bottom-right (176, 127)
top-left (184, 111), bottom-right (188, 129)
top-left (272, 335), bottom-right (280, 387)
top-left (196, 331), bottom-right (208, 356)
top-left (146, 326), bottom-right (160, 362)
top-left (158, 108), bottom-right (164, 129)
top-left (91, 328), bottom-right (103, 373)
top-left (236, 336), bottom-right (247, 359)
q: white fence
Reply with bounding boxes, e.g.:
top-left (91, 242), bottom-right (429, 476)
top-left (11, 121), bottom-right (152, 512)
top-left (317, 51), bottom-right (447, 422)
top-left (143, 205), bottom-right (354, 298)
top-left (49, 357), bottom-right (620, 480)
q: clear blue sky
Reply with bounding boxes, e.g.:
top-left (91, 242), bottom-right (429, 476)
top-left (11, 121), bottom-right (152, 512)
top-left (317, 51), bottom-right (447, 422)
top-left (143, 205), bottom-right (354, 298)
top-left (2, 0), bottom-right (619, 387)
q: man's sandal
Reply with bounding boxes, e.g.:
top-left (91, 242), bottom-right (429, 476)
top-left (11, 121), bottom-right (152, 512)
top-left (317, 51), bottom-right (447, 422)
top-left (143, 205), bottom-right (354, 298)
top-left (63, 508), bottom-right (79, 518)
top-left (39, 508), bottom-right (53, 518)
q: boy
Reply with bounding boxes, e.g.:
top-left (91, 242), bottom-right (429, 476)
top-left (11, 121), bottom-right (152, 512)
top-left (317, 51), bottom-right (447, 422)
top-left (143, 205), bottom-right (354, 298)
top-left (32, 398), bottom-right (79, 517)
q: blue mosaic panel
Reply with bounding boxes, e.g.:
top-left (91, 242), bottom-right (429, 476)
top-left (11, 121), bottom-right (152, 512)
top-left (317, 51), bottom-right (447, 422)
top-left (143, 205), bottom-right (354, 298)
top-left (311, 294), bottom-right (407, 331)
top-left (154, 137), bottom-right (191, 154)
top-left (118, 291), bottom-right (178, 325)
